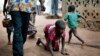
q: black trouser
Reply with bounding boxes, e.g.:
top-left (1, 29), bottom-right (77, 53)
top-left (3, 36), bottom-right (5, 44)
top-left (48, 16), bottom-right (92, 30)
top-left (10, 11), bottom-right (30, 56)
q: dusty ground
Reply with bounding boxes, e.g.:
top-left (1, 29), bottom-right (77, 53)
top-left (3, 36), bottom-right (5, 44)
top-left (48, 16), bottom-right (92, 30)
top-left (0, 12), bottom-right (100, 56)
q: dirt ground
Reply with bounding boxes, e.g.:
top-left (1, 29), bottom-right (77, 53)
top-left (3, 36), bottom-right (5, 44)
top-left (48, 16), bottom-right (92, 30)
top-left (0, 12), bottom-right (100, 56)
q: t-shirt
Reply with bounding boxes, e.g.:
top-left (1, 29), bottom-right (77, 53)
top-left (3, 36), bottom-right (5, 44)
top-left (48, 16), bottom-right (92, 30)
top-left (44, 24), bottom-right (66, 49)
top-left (64, 12), bottom-right (80, 28)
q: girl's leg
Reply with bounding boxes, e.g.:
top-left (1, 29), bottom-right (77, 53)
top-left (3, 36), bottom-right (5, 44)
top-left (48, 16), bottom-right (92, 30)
top-left (72, 28), bottom-right (84, 44)
top-left (7, 28), bottom-right (12, 45)
top-left (39, 5), bottom-right (41, 15)
top-left (37, 31), bottom-right (49, 50)
top-left (37, 5), bottom-right (39, 15)
top-left (36, 38), bottom-right (46, 48)
top-left (68, 29), bottom-right (73, 44)
top-left (28, 13), bottom-right (36, 39)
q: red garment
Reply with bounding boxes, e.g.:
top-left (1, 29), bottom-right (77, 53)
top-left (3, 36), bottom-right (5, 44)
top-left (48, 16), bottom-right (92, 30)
top-left (44, 24), bottom-right (66, 50)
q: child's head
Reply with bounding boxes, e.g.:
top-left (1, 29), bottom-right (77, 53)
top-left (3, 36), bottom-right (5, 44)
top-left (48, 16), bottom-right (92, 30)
top-left (68, 5), bottom-right (75, 12)
top-left (55, 20), bottom-right (66, 35)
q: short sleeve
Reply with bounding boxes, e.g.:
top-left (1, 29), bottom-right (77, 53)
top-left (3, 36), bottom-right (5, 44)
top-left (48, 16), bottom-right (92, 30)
top-left (64, 13), bottom-right (69, 21)
top-left (48, 28), bottom-right (55, 41)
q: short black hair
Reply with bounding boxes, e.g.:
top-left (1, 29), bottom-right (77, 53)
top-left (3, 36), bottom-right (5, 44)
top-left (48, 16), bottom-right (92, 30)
top-left (55, 20), bottom-right (66, 29)
top-left (68, 5), bottom-right (75, 12)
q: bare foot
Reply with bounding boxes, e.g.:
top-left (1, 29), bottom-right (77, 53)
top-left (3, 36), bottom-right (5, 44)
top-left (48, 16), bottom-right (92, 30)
top-left (61, 52), bottom-right (69, 55)
top-left (28, 34), bottom-right (35, 39)
top-left (81, 42), bottom-right (86, 48)
top-left (53, 15), bottom-right (62, 19)
top-left (46, 16), bottom-right (53, 19)
top-left (28, 31), bottom-right (37, 39)
top-left (67, 42), bottom-right (71, 45)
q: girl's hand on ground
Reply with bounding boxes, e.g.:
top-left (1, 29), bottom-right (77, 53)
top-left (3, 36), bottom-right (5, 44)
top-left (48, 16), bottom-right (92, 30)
top-left (61, 50), bottom-right (69, 55)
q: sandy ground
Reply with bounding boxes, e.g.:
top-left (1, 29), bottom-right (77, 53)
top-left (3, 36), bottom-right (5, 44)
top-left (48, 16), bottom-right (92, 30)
top-left (0, 12), bottom-right (100, 56)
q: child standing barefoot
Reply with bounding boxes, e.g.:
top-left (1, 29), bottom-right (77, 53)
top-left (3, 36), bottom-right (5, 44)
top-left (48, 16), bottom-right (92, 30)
top-left (64, 5), bottom-right (88, 45)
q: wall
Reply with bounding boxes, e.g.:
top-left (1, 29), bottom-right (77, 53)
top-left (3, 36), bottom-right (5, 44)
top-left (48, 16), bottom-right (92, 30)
top-left (62, 0), bottom-right (100, 31)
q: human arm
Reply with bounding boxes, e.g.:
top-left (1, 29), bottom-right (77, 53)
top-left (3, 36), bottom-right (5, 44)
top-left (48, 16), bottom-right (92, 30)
top-left (64, 13), bottom-right (68, 24)
top-left (47, 40), bottom-right (54, 56)
top-left (78, 15), bottom-right (90, 27)
top-left (61, 35), bottom-right (69, 55)
top-left (64, 15), bottom-right (67, 21)
top-left (3, 0), bottom-right (8, 16)
top-left (39, 0), bottom-right (45, 11)
top-left (39, 0), bottom-right (43, 6)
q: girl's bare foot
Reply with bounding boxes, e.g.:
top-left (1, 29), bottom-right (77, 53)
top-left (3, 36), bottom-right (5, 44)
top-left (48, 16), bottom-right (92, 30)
top-left (81, 42), bottom-right (86, 48)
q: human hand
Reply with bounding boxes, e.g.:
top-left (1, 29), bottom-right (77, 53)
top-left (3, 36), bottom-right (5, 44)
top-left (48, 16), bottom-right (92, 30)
top-left (61, 49), bottom-right (69, 55)
top-left (3, 7), bottom-right (7, 16)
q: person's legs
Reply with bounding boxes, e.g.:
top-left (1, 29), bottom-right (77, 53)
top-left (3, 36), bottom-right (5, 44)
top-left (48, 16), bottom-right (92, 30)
top-left (11, 11), bottom-right (23, 56)
top-left (54, 0), bottom-right (58, 16)
top-left (72, 28), bottom-right (84, 44)
top-left (36, 5), bottom-right (39, 15)
top-left (50, 0), bottom-right (61, 19)
top-left (28, 26), bottom-right (37, 39)
top-left (37, 5), bottom-right (41, 15)
top-left (31, 13), bottom-right (36, 25)
top-left (7, 28), bottom-right (12, 45)
top-left (68, 29), bottom-right (73, 44)
top-left (46, 0), bottom-right (56, 19)
top-left (36, 38), bottom-right (45, 47)
top-left (21, 12), bottom-right (30, 44)
top-left (51, 0), bottom-right (58, 15)
top-left (28, 13), bottom-right (37, 39)
top-left (51, 0), bottom-right (55, 16)
top-left (39, 5), bottom-right (41, 15)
